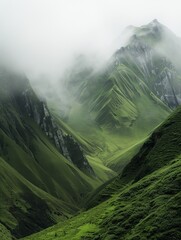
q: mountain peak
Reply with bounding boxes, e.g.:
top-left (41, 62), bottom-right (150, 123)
top-left (144, 19), bottom-right (162, 31)
top-left (151, 19), bottom-right (160, 24)
top-left (124, 19), bottom-right (163, 44)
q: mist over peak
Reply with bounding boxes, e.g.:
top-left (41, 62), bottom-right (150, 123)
top-left (0, 2), bottom-right (181, 239)
top-left (0, 0), bottom-right (181, 83)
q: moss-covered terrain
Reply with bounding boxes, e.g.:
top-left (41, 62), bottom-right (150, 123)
top-left (0, 69), bottom-right (110, 239)
top-left (1, 20), bottom-right (181, 240)
top-left (24, 106), bottom-right (181, 240)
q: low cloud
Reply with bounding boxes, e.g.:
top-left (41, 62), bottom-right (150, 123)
top-left (0, 0), bottom-right (181, 84)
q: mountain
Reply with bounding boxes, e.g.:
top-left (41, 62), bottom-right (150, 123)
top-left (1, 20), bottom-right (181, 240)
top-left (24, 103), bottom-right (181, 240)
top-left (0, 67), bottom-right (112, 239)
top-left (114, 19), bottom-right (181, 108)
top-left (47, 20), bottom-right (180, 173)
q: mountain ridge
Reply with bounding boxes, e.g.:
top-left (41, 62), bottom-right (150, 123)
top-left (1, 19), bottom-right (181, 240)
top-left (0, 67), bottom-right (107, 238)
top-left (49, 20), bottom-right (175, 173)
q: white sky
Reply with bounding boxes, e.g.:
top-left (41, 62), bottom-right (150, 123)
top-left (0, 0), bottom-right (181, 78)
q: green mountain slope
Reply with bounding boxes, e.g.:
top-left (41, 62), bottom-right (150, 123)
top-left (24, 105), bottom-right (181, 240)
top-left (86, 64), bottom-right (169, 129)
top-left (0, 68), bottom-right (108, 238)
top-left (54, 116), bottom-right (116, 181)
top-left (51, 57), bottom-right (170, 173)
top-left (0, 155), bottom-right (75, 238)
top-left (0, 223), bottom-right (12, 240)
top-left (1, 20), bottom-right (181, 240)
top-left (47, 20), bottom-right (181, 173)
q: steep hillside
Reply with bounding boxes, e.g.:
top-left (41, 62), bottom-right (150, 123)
top-left (0, 67), bottom-right (109, 239)
top-left (84, 64), bottom-right (169, 129)
top-left (24, 105), bottom-right (181, 240)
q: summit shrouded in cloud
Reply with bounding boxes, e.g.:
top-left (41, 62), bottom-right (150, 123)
top-left (0, 0), bottom-right (181, 80)
top-left (0, 1), bottom-right (181, 239)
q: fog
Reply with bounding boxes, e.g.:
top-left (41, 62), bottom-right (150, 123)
top-left (0, 0), bottom-right (181, 83)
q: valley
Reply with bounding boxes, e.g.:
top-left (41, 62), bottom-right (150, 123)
top-left (0, 19), bottom-right (181, 240)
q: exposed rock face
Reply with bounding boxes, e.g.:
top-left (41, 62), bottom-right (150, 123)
top-left (64, 135), bottom-right (95, 175)
top-left (113, 22), bottom-right (181, 108)
top-left (153, 59), bottom-right (179, 107)
top-left (16, 85), bottom-right (95, 175)
top-left (0, 68), bottom-right (95, 175)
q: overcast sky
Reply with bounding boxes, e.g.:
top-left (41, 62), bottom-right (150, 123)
top-left (0, 0), bottom-right (181, 78)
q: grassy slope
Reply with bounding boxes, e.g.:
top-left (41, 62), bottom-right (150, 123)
top-left (54, 116), bottom-right (116, 182)
top-left (0, 75), bottom-right (106, 238)
top-left (0, 113), bottom-right (105, 236)
top-left (0, 156), bottom-right (75, 238)
top-left (0, 115), bottom-right (102, 236)
top-left (0, 115), bottom-right (100, 201)
top-left (24, 106), bottom-right (181, 240)
top-left (55, 64), bottom-right (170, 174)
top-left (0, 223), bottom-right (12, 240)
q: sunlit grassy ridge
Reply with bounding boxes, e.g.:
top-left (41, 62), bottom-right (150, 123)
top-left (24, 106), bottom-right (181, 240)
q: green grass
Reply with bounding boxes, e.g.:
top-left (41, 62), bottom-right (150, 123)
top-left (23, 156), bottom-right (181, 240)
top-left (105, 138), bottom-right (146, 172)
top-left (0, 155), bottom-right (75, 238)
top-left (0, 223), bottom-right (12, 240)
top-left (23, 106), bottom-right (181, 240)
top-left (0, 73), bottom-right (108, 238)
top-left (0, 115), bottom-right (106, 238)
top-left (54, 116), bottom-right (117, 183)
top-left (122, 105), bottom-right (181, 182)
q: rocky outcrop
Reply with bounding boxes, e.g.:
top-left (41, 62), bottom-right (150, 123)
top-left (64, 135), bottom-right (95, 175)
top-left (16, 86), bottom-right (95, 176)
top-left (153, 59), bottom-right (179, 107)
top-left (0, 68), bottom-right (95, 175)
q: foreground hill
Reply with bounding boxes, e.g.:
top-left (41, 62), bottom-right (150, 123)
top-left (24, 104), bottom-right (181, 240)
